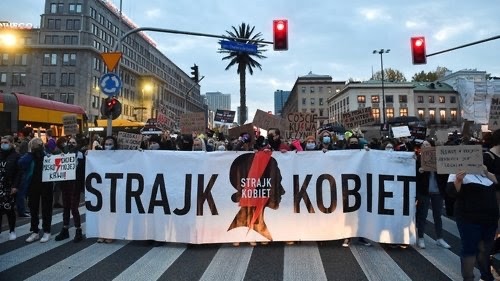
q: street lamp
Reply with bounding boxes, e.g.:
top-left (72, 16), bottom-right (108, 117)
top-left (373, 49), bottom-right (390, 125)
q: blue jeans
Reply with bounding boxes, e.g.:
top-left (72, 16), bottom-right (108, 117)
top-left (416, 193), bottom-right (444, 238)
top-left (456, 221), bottom-right (497, 281)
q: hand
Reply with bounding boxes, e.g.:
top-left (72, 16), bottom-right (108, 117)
top-left (418, 167), bottom-right (424, 173)
top-left (322, 148), bottom-right (327, 153)
top-left (10, 187), bottom-right (17, 195)
top-left (456, 170), bottom-right (466, 182)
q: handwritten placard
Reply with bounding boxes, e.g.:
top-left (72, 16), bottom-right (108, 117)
top-left (342, 107), bottom-right (374, 129)
top-left (117, 131), bottom-right (143, 150)
top-left (252, 109), bottom-right (287, 132)
top-left (420, 146), bottom-right (436, 171)
top-left (42, 153), bottom-right (77, 182)
top-left (391, 126), bottom-right (412, 138)
top-left (62, 114), bottom-right (78, 136)
top-left (180, 112), bottom-right (206, 134)
top-left (489, 98), bottom-right (500, 131)
top-left (435, 145), bottom-right (483, 174)
top-left (285, 112), bottom-right (318, 139)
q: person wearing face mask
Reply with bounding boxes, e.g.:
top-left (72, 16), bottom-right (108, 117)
top-left (147, 135), bottom-right (162, 150)
top-left (103, 136), bottom-right (117, 151)
top-left (318, 130), bottom-right (336, 152)
top-left (304, 136), bottom-right (317, 151)
top-left (266, 128), bottom-right (289, 152)
top-left (55, 137), bottom-right (85, 243)
top-left (0, 135), bottom-right (22, 241)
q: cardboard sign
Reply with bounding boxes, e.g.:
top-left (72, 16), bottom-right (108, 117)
top-left (62, 114), bottom-right (78, 136)
top-left (252, 109), bottom-right (287, 132)
top-left (180, 112), bottom-right (206, 134)
top-left (228, 123), bottom-right (254, 139)
top-left (285, 112), bottom-right (317, 139)
top-left (117, 131), bottom-right (143, 150)
top-left (435, 145), bottom-right (483, 174)
top-left (391, 126), bottom-right (412, 138)
top-left (342, 107), bottom-right (374, 129)
top-left (42, 153), bottom-right (77, 182)
top-left (420, 146), bottom-right (436, 171)
top-left (489, 98), bottom-right (500, 131)
top-left (214, 109), bottom-right (236, 123)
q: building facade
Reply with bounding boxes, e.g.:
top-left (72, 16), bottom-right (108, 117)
top-left (281, 72), bottom-right (345, 124)
top-left (0, 0), bottom-right (204, 130)
top-left (413, 82), bottom-right (460, 126)
top-left (203, 91), bottom-right (231, 112)
top-left (274, 89), bottom-right (290, 115)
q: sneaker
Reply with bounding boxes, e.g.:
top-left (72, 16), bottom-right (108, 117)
top-left (26, 232), bottom-right (40, 243)
top-left (9, 231), bottom-right (16, 241)
top-left (342, 239), bottom-right (350, 247)
top-left (417, 238), bottom-right (425, 249)
top-left (40, 233), bottom-right (51, 243)
top-left (436, 238), bottom-right (451, 249)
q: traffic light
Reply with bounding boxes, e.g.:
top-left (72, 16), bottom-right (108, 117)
top-left (273, 19), bottom-right (288, 51)
top-left (190, 64), bottom-right (199, 82)
top-left (100, 96), bottom-right (122, 120)
top-left (411, 36), bottom-right (427, 65)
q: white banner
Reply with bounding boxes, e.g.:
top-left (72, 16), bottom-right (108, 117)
top-left (85, 150), bottom-right (416, 244)
top-left (42, 153), bottom-right (77, 182)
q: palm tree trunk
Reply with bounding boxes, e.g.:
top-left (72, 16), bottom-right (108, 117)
top-left (239, 64), bottom-right (246, 125)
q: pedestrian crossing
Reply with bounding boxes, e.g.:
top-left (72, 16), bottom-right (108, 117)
top-left (0, 208), bottom-right (491, 281)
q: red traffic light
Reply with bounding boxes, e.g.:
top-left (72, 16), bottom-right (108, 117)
top-left (411, 36), bottom-right (427, 65)
top-left (273, 19), bottom-right (288, 51)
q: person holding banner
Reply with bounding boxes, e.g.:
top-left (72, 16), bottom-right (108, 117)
top-left (318, 131), bottom-right (337, 151)
top-left (25, 138), bottom-right (54, 243)
top-left (447, 168), bottom-right (499, 281)
top-left (54, 137), bottom-right (84, 243)
top-left (416, 140), bottom-right (450, 249)
top-left (266, 128), bottom-right (289, 152)
top-left (0, 135), bottom-right (22, 241)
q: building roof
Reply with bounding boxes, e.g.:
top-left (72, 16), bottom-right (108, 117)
top-left (412, 81), bottom-right (455, 92)
top-left (298, 71), bottom-right (332, 80)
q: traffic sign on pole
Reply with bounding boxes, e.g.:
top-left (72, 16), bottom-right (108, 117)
top-left (99, 73), bottom-right (122, 96)
top-left (101, 52), bottom-right (122, 71)
top-left (220, 40), bottom-right (257, 54)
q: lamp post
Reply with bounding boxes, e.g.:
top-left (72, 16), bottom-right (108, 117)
top-left (373, 49), bottom-right (390, 125)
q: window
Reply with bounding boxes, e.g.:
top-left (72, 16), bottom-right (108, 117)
top-left (429, 109), bottom-right (436, 122)
top-left (11, 73), bottom-right (26, 86)
top-left (60, 93), bottom-right (75, 104)
top-left (371, 95), bottom-right (379, 103)
top-left (440, 109), bottom-right (446, 120)
top-left (319, 98), bottom-right (323, 106)
top-left (50, 3), bottom-right (57, 13)
top-left (1, 54), bottom-right (8, 65)
top-left (45, 35), bottom-right (58, 44)
top-left (399, 108), bottom-right (408, 117)
top-left (63, 53), bottom-right (76, 66)
top-left (66, 19), bottom-right (81, 30)
top-left (90, 7), bottom-right (97, 19)
top-left (386, 108), bottom-right (394, 119)
top-left (310, 87), bottom-right (315, 93)
top-left (327, 87), bottom-right (332, 94)
top-left (428, 96), bottom-right (435, 103)
top-left (357, 95), bottom-right (366, 103)
top-left (43, 53), bottom-right (57, 65)
top-left (417, 96), bottom-right (424, 103)
top-left (69, 4), bottom-right (82, 13)
top-left (41, 73), bottom-right (56, 86)
top-left (450, 96), bottom-right (457, 103)
top-left (47, 19), bottom-right (61, 30)
top-left (64, 36), bottom-right (78, 45)
top-left (91, 95), bottom-right (100, 108)
top-left (399, 95), bottom-right (408, 103)
top-left (319, 108), bottom-right (324, 117)
top-left (41, 93), bottom-right (55, 100)
top-left (0, 73), bottom-right (7, 85)
top-left (450, 109), bottom-right (457, 121)
top-left (439, 96), bottom-right (445, 103)
top-left (301, 87), bottom-right (306, 93)
top-left (318, 86), bottom-right (323, 93)
top-left (418, 109), bottom-right (424, 119)
top-left (371, 108), bottom-right (380, 121)
top-left (14, 54), bottom-right (27, 65)
top-left (61, 73), bottom-right (75, 86)
top-left (310, 98), bottom-right (315, 105)
top-left (385, 95), bottom-right (394, 103)
top-left (302, 98), bottom-right (306, 105)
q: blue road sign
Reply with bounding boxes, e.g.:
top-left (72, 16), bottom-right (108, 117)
top-left (99, 73), bottom-right (122, 96)
top-left (220, 40), bottom-right (257, 54)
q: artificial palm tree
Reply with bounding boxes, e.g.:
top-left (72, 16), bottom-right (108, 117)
top-left (219, 23), bottom-right (267, 125)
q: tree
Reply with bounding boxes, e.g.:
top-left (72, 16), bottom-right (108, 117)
top-left (411, 66), bottom-right (450, 82)
top-left (219, 23), bottom-right (267, 125)
top-left (372, 68), bottom-right (407, 82)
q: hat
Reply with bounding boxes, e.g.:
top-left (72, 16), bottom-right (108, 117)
top-left (149, 135), bottom-right (161, 144)
top-left (305, 135), bottom-right (316, 142)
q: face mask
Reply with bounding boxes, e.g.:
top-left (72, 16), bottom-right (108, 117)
top-left (218, 145), bottom-right (226, 151)
top-left (349, 144), bottom-right (359, 150)
top-left (322, 136), bottom-right (331, 144)
top-left (385, 146), bottom-right (393, 151)
top-left (306, 143), bottom-right (316, 150)
top-left (104, 145), bottom-right (114, 150)
top-left (149, 143), bottom-right (160, 150)
top-left (1, 143), bottom-right (10, 151)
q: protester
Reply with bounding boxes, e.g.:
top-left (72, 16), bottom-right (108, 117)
top-left (54, 137), bottom-right (84, 243)
top-left (26, 138), bottom-right (54, 243)
top-left (447, 168), bottom-right (499, 281)
top-left (0, 135), bottom-right (22, 241)
top-left (266, 128), bottom-right (289, 152)
top-left (416, 140), bottom-right (450, 249)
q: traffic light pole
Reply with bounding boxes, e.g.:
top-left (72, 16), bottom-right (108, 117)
top-left (112, 27), bottom-right (273, 51)
top-left (427, 34), bottom-right (500, 57)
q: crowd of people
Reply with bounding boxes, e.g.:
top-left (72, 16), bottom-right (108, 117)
top-left (1, 126), bottom-right (500, 281)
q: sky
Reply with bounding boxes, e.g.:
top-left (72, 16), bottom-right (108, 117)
top-left (1, 0), bottom-right (500, 121)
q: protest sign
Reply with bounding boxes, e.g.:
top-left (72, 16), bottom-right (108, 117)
top-left (285, 112), bottom-right (317, 139)
top-left (117, 131), bottom-right (143, 150)
top-left (62, 114), bottom-right (78, 136)
top-left (391, 126), bottom-right (412, 138)
top-left (228, 123), bottom-right (254, 139)
top-left (42, 153), bottom-right (77, 182)
top-left (489, 97), bottom-right (500, 131)
top-left (342, 107), bottom-right (374, 129)
top-left (252, 109), bottom-right (287, 132)
top-left (180, 112), bottom-right (206, 134)
top-left (420, 146), bottom-right (436, 172)
top-left (435, 145), bottom-right (483, 174)
top-left (214, 109), bottom-right (236, 123)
